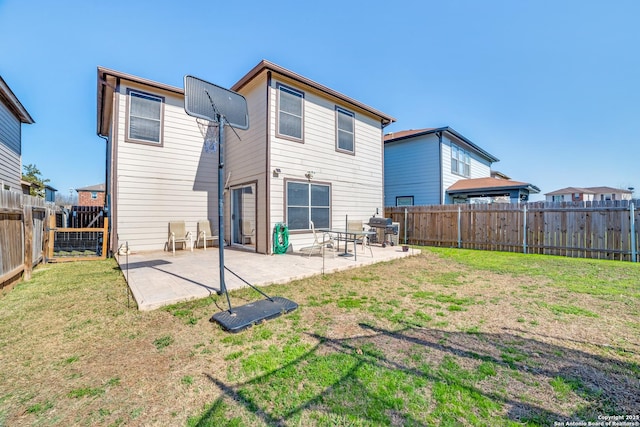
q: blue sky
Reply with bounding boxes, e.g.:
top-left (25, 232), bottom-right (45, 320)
top-left (2, 0), bottom-right (639, 201)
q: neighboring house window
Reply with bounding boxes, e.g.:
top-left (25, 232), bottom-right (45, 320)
top-left (451, 144), bottom-right (470, 177)
top-left (91, 192), bottom-right (98, 200)
top-left (277, 84), bottom-right (304, 141)
top-left (552, 195), bottom-right (564, 202)
top-left (573, 193), bottom-right (580, 200)
top-left (336, 107), bottom-right (355, 153)
top-left (286, 181), bottom-right (330, 231)
top-left (396, 196), bottom-right (414, 206)
top-left (127, 89), bottom-right (164, 145)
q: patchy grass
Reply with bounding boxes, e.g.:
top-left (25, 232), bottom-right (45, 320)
top-left (0, 250), bottom-right (639, 426)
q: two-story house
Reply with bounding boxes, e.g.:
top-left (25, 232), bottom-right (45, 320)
top-left (97, 60), bottom-right (395, 255)
top-left (545, 186), bottom-right (633, 203)
top-left (383, 127), bottom-right (539, 205)
top-left (0, 75), bottom-right (34, 192)
top-left (76, 183), bottom-right (106, 207)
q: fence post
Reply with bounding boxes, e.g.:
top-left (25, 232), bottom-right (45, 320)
top-left (23, 206), bottom-right (33, 280)
top-left (457, 206), bottom-right (461, 248)
top-left (631, 201), bottom-right (636, 262)
top-left (523, 204), bottom-right (528, 254)
top-left (47, 214), bottom-right (56, 260)
top-left (404, 208), bottom-right (408, 244)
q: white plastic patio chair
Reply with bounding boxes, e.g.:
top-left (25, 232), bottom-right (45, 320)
top-left (301, 221), bottom-right (335, 258)
top-left (168, 221), bottom-right (193, 255)
top-left (196, 220), bottom-right (218, 250)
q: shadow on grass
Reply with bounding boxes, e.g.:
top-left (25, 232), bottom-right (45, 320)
top-left (193, 323), bottom-right (639, 426)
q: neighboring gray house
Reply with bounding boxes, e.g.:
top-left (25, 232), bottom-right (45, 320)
top-left (545, 186), bottom-right (633, 203)
top-left (0, 75), bottom-right (34, 192)
top-left (384, 127), bottom-right (496, 205)
top-left (97, 60), bottom-right (395, 254)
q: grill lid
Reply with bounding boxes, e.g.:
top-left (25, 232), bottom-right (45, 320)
top-left (367, 217), bottom-right (392, 226)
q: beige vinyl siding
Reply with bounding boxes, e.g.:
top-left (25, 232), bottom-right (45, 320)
top-left (114, 82), bottom-right (217, 252)
top-left (226, 76), bottom-right (268, 253)
top-left (268, 76), bottom-right (384, 250)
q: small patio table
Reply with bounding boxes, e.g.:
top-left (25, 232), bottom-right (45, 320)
top-left (318, 228), bottom-right (376, 261)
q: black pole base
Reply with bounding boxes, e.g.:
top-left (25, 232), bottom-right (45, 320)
top-left (210, 296), bottom-right (298, 333)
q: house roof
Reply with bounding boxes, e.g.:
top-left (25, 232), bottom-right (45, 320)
top-left (231, 59), bottom-right (396, 126)
top-left (98, 60), bottom-right (396, 136)
top-left (0, 75), bottom-right (34, 124)
top-left (447, 177), bottom-right (540, 194)
top-left (384, 127), bottom-right (499, 163)
top-left (545, 186), bottom-right (632, 196)
top-left (76, 183), bottom-right (105, 192)
top-left (97, 67), bottom-right (184, 137)
top-left (21, 180), bottom-right (57, 192)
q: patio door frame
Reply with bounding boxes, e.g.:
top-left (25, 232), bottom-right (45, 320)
top-left (230, 182), bottom-right (257, 251)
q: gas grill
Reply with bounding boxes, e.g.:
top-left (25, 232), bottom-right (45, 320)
top-left (366, 217), bottom-right (399, 247)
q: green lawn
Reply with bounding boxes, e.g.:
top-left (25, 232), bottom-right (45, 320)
top-left (1, 248), bottom-right (638, 426)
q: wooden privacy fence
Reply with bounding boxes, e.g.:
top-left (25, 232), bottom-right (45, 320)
top-left (0, 190), bottom-right (51, 289)
top-left (1, 189), bottom-right (109, 289)
top-left (386, 200), bottom-right (639, 262)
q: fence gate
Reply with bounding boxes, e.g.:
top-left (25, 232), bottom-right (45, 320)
top-left (47, 206), bottom-right (108, 262)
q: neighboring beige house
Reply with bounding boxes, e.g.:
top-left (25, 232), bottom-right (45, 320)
top-left (1, 75), bottom-right (34, 192)
top-left (545, 186), bottom-right (633, 203)
top-left (97, 60), bottom-right (395, 255)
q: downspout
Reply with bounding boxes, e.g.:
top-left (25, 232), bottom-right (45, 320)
top-left (266, 71), bottom-right (272, 254)
top-left (98, 134), bottom-right (111, 256)
top-left (97, 72), bottom-right (119, 257)
top-left (437, 131), bottom-right (443, 204)
top-left (380, 119), bottom-right (388, 213)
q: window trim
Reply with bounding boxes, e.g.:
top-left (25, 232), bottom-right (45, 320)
top-left (396, 196), bottom-right (414, 206)
top-left (276, 83), bottom-right (304, 142)
top-left (451, 143), bottom-right (471, 177)
top-left (284, 179), bottom-right (332, 232)
top-left (125, 89), bottom-right (165, 146)
top-left (335, 106), bottom-right (355, 155)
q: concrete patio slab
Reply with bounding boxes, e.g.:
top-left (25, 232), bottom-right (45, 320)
top-left (115, 244), bottom-right (420, 311)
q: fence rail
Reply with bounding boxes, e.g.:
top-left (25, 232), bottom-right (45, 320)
top-left (1, 190), bottom-right (53, 289)
top-left (386, 200), bottom-right (640, 262)
top-left (1, 189), bottom-right (108, 290)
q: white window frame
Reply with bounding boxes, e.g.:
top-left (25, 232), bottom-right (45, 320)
top-left (126, 89), bottom-right (164, 145)
top-left (451, 144), bottom-right (471, 177)
top-left (277, 84), bottom-right (304, 141)
top-left (335, 107), bottom-right (355, 154)
top-left (396, 196), bottom-right (414, 206)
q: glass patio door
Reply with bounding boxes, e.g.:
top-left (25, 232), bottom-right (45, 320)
top-left (231, 184), bottom-right (256, 250)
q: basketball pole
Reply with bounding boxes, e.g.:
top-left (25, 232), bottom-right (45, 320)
top-left (217, 112), bottom-right (233, 313)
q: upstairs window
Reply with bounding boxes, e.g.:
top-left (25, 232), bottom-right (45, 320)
top-left (277, 84), bottom-right (304, 141)
top-left (127, 89), bottom-right (164, 145)
top-left (336, 107), bottom-right (355, 153)
top-left (91, 192), bottom-right (98, 199)
top-left (451, 144), bottom-right (471, 177)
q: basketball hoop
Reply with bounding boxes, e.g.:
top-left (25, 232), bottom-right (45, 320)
top-left (196, 118), bottom-right (219, 153)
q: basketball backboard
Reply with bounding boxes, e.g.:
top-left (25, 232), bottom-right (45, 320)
top-left (184, 75), bottom-right (249, 130)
